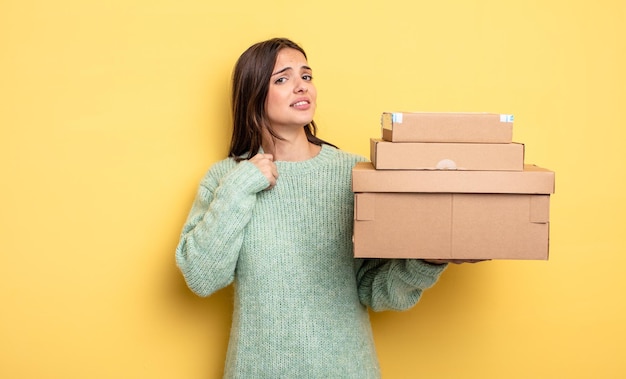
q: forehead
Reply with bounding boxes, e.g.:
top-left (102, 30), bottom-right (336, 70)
top-left (274, 48), bottom-right (309, 68)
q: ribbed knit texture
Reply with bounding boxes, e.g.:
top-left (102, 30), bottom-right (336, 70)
top-left (176, 145), bottom-right (447, 378)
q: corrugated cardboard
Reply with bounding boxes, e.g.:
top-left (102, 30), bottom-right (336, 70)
top-left (353, 192), bottom-right (550, 260)
top-left (370, 139), bottom-right (525, 171)
top-left (352, 162), bottom-right (555, 194)
top-left (381, 112), bottom-right (514, 143)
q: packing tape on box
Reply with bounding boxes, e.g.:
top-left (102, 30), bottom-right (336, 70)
top-left (391, 112), bottom-right (403, 123)
top-left (500, 114), bottom-right (514, 123)
top-left (436, 159), bottom-right (458, 170)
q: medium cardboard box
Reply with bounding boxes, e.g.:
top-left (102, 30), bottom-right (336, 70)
top-left (381, 112), bottom-right (514, 143)
top-left (353, 192), bottom-right (550, 260)
top-left (351, 161), bottom-right (555, 260)
top-left (352, 162), bottom-right (555, 194)
top-left (370, 138), bottom-right (525, 171)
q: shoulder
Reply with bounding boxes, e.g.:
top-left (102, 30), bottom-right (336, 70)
top-left (198, 157), bottom-right (238, 187)
top-left (209, 156), bottom-right (238, 172)
top-left (322, 144), bottom-right (368, 166)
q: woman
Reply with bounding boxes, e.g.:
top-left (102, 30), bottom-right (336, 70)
top-left (176, 37), bottom-right (449, 378)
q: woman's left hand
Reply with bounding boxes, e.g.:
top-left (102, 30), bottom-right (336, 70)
top-left (423, 259), bottom-right (490, 265)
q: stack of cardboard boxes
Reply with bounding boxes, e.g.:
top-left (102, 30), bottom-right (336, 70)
top-left (352, 112), bottom-right (555, 260)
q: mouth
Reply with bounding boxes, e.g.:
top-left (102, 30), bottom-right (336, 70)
top-left (290, 100), bottom-right (310, 108)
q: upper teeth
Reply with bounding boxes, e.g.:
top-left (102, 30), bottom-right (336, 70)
top-left (292, 101), bottom-right (307, 107)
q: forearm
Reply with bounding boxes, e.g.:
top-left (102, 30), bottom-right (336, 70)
top-left (176, 161), bottom-right (269, 296)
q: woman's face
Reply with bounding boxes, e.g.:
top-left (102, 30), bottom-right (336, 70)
top-left (265, 48), bottom-right (317, 132)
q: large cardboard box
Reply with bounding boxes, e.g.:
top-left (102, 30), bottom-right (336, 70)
top-left (352, 162), bottom-right (554, 194)
top-left (351, 161), bottom-right (555, 260)
top-left (370, 139), bottom-right (525, 171)
top-left (381, 112), bottom-right (514, 143)
top-left (353, 192), bottom-right (550, 260)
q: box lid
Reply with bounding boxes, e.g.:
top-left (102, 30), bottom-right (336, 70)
top-left (381, 112), bottom-right (514, 143)
top-left (352, 162), bottom-right (555, 194)
top-left (370, 138), bottom-right (525, 171)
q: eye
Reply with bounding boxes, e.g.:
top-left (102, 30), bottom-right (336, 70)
top-left (274, 77), bottom-right (287, 84)
top-left (302, 74), bottom-right (313, 81)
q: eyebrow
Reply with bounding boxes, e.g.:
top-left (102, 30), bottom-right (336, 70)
top-left (271, 65), bottom-right (312, 76)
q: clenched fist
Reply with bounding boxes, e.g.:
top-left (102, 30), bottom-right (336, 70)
top-left (249, 153), bottom-right (279, 190)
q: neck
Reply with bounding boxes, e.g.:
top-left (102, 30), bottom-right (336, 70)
top-left (262, 128), bottom-right (322, 162)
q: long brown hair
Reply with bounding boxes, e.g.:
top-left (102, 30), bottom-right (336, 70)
top-left (229, 37), bottom-right (335, 160)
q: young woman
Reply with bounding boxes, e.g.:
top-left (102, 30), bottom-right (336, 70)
top-left (176, 37), bottom-right (450, 378)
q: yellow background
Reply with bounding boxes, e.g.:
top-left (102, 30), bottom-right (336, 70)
top-left (1, 0), bottom-right (624, 378)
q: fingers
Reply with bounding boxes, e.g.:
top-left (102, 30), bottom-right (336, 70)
top-left (423, 259), bottom-right (491, 265)
top-left (250, 153), bottom-right (278, 190)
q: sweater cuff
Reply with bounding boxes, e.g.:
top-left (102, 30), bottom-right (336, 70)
top-left (406, 259), bottom-right (448, 289)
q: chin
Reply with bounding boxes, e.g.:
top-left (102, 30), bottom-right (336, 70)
top-left (293, 114), bottom-right (314, 126)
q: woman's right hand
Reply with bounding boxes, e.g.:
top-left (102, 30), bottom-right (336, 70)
top-left (249, 153), bottom-right (278, 190)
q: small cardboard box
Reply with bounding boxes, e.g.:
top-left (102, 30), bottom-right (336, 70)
top-left (352, 162), bottom-right (555, 194)
top-left (381, 112), bottom-right (514, 143)
top-left (353, 192), bottom-right (550, 260)
top-left (370, 139), bottom-right (525, 171)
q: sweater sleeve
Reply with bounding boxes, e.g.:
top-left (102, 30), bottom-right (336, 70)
top-left (355, 258), bottom-right (448, 312)
top-left (175, 160), bottom-right (269, 297)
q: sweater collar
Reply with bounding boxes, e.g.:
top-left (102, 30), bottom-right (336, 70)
top-left (260, 144), bottom-right (336, 175)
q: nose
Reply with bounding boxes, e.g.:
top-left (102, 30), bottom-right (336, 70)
top-left (295, 79), bottom-right (309, 93)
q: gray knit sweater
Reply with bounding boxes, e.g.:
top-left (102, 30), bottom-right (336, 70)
top-left (176, 144), bottom-right (446, 378)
